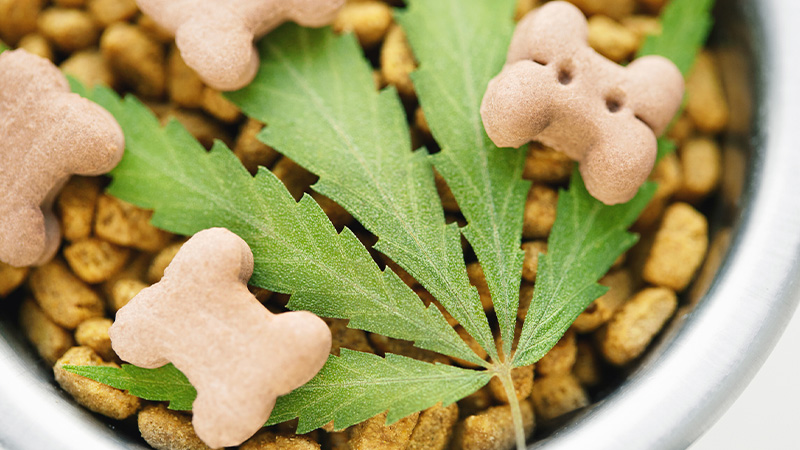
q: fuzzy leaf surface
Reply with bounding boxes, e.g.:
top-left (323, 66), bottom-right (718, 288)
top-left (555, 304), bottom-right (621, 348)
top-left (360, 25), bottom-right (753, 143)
top-left (638, 0), bottom-right (715, 76)
top-left (227, 25), bottom-right (495, 362)
top-left (62, 364), bottom-right (196, 411)
top-left (267, 349), bottom-right (492, 433)
top-left (399, 0), bottom-right (529, 356)
top-left (69, 80), bottom-right (481, 366)
top-left (513, 174), bottom-right (655, 367)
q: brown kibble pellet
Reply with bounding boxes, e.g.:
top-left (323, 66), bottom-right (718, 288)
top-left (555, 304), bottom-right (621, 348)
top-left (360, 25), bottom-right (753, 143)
top-left (415, 106), bottom-right (432, 141)
top-left (60, 50), bottom-right (116, 88)
top-left (521, 241), bottom-right (547, 282)
top-left (75, 317), bottom-right (115, 362)
top-left (38, 8), bottom-right (99, 52)
top-left (109, 277), bottom-right (148, 312)
top-left (272, 157), bottom-right (318, 201)
top-left (572, 269), bottom-right (634, 333)
top-left (452, 326), bottom-right (488, 369)
top-left (515, 0), bottom-right (540, 21)
top-left (333, 1), bottom-right (393, 49)
top-left (54, 346), bottom-right (140, 419)
top-left (55, 0), bottom-right (87, 7)
top-left (369, 334), bottom-right (450, 365)
top-left (639, 0), bottom-right (668, 12)
top-left (29, 259), bottom-right (104, 329)
top-left (686, 52), bottom-right (730, 134)
top-left (0, 262), bottom-right (28, 298)
top-left (163, 108), bottom-right (234, 149)
top-left (201, 87), bottom-right (242, 123)
top-left (95, 195), bottom-right (173, 252)
top-left (518, 283), bottom-right (534, 321)
top-left (530, 374), bottom-right (588, 421)
top-left (489, 365), bottom-right (534, 403)
top-left (573, 339), bottom-right (602, 387)
top-left (240, 431), bottom-right (320, 450)
top-left (458, 386), bottom-right (493, 417)
top-left (675, 137), bottom-right (722, 203)
top-left (634, 152), bottom-right (683, 230)
top-left (452, 402), bottom-right (535, 450)
top-left (600, 287), bottom-right (677, 365)
top-left (101, 23), bottom-right (166, 98)
top-left (88, 0), bottom-right (139, 27)
top-left (381, 25), bottom-right (417, 100)
top-left (466, 262), bottom-right (494, 311)
top-left (57, 177), bottom-right (102, 242)
top-left (234, 119), bottom-right (280, 174)
top-left (137, 14), bottom-right (173, 43)
top-left (643, 203), bottom-right (708, 291)
top-left (523, 143), bottom-right (573, 185)
top-left (326, 318), bottom-right (374, 356)
top-left (147, 242), bottom-right (184, 284)
top-left (64, 238), bottom-right (131, 284)
top-left (537, 329), bottom-right (577, 377)
top-left (312, 193), bottom-right (354, 230)
top-left (621, 15), bottom-right (662, 48)
top-left (435, 171), bottom-right (460, 213)
top-left (17, 33), bottom-right (53, 61)
top-left (138, 404), bottom-right (216, 450)
top-left (19, 298), bottom-right (74, 365)
top-left (523, 184), bottom-right (558, 239)
top-left (168, 45), bottom-right (205, 109)
top-left (348, 412), bottom-right (420, 450)
top-left (587, 15), bottom-right (638, 62)
top-left (406, 403), bottom-right (458, 450)
top-left (0, 0), bottom-right (44, 45)
top-left (566, 0), bottom-right (635, 20)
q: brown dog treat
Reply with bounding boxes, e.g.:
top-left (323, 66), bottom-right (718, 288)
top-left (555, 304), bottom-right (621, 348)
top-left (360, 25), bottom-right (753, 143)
top-left (0, 50), bottom-right (125, 267)
top-left (54, 346), bottom-right (140, 420)
top-left (481, 2), bottom-right (684, 205)
top-left (348, 412), bottom-right (420, 450)
top-left (135, 0), bottom-right (345, 91)
top-left (406, 403), bottom-right (459, 450)
top-left (17, 33), bottom-right (54, 61)
top-left (29, 259), bottom-right (105, 329)
top-left (19, 298), bottom-right (74, 365)
top-left (110, 228), bottom-right (331, 448)
top-left (0, 262), bottom-right (29, 298)
top-left (139, 405), bottom-right (217, 450)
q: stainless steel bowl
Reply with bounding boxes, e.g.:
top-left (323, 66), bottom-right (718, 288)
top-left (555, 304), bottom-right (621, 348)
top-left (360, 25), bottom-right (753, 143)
top-left (2, 0), bottom-right (799, 449)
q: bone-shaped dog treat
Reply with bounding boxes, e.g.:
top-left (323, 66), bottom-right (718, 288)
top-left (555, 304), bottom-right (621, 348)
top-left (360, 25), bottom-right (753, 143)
top-left (480, 2), bottom-right (684, 205)
top-left (109, 227), bottom-right (332, 448)
top-left (136, 0), bottom-right (345, 91)
top-left (0, 49), bottom-right (125, 267)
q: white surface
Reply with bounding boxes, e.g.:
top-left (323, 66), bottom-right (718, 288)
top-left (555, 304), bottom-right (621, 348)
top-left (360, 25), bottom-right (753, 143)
top-left (690, 304), bottom-right (800, 450)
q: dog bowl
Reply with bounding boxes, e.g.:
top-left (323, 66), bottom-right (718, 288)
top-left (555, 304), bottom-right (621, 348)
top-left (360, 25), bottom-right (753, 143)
top-left (1, 0), bottom-right (799, 449)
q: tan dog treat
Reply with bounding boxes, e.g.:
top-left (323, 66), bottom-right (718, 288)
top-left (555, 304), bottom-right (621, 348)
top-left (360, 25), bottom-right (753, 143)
top-left (19, 298), bottom-right (74, 365)
top-left (138, 404), bottom-right (217, 450)
top-left (29, 259), bottom-right (105, 329)
top-left (64, 238), bottom-right (131, 284)
top-left (135, 0), bottom-right (345, 91)
top-left (54, 346), bottom-right (140, 419)
top-left (530, 373), bottom-right (588, 421)
top-left (406, 403), bottom-right (459, 450)
top-left (0, 50), bottom-right (125, 267)
top-left (0, 262), bottom-right (28, 298)
top-left (110, 228), bottom-right (332, 448)
top-left (333, 1), bottom-right (394, 49)
top-left (481, 2), bottom-right (684, 205)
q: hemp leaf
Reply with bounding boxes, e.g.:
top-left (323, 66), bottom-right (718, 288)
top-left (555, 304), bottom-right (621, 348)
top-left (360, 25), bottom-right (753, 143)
top-left (62, 363), bottom-right (196, 411)
top-left (227, 26), bottom-right (496, 363)
top-left (398, 0), bottom-right (529, 358)
top-left (68, 79), bottom-right (479, 366)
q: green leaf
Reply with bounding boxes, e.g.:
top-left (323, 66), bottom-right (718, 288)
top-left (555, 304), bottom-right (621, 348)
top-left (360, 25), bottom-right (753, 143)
top-left (69, 79), bottom-right (482, 366)
top-left (657, 137), bottom-right (677, 162)
top-left (227, 25), bottom-right (496, 362)
top-left (513, 174), bottom-right (656, 367)
top-left (267, 349), bottom-right (492, 433)
top-left (399, 0), bottom-right (529, 357)
top-left (0, 41), bottom-right (7, 54)
top-left (62, 364), bottom-right (196, 411)
top-left (638, 0), bottom-right (715, 76)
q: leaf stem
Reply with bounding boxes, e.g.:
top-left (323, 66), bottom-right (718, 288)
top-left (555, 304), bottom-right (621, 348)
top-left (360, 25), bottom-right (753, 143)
top-left (496, 365), bottom-right (526, 450)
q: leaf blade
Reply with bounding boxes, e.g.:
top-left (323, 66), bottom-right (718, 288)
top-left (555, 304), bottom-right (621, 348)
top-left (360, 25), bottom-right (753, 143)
top-left (227, 25), bottom-right (496, 362)
top-left (399, 0), bottom-right (530, 356)
top-left (69, 79), bottom-right (482, 367)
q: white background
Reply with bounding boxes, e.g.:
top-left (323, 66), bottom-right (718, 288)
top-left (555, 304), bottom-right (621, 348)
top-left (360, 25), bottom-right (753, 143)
top-left (690, 305), bottom-right (800, 449)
